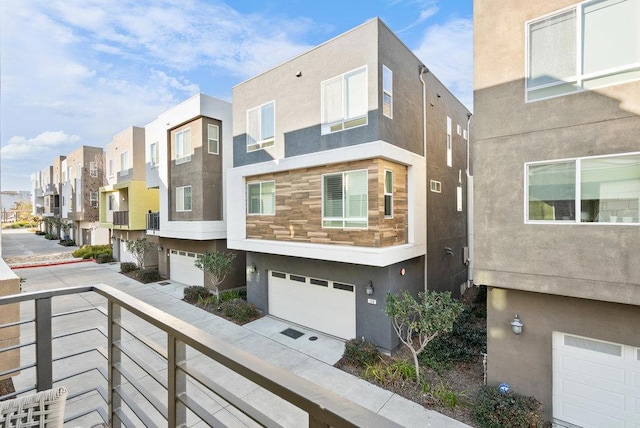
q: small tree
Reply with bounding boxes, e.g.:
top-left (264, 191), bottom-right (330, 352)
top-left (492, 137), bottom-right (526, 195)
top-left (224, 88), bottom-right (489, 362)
top-left (125, 238), bottom-right (154, 269)
top-left (384, 290), bottom-right (463, 383)
top-left (194, 250), bottom-right (237, 297)
top-left (60, 220), bottom-right (74, 240)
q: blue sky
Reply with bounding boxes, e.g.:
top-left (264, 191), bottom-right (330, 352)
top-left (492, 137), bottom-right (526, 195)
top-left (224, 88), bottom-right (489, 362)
top-left (0, 0), bottom-right (472, 191)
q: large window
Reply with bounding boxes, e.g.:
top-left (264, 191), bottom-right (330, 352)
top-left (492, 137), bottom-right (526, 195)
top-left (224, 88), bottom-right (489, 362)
top-left (150, 142), bottom-right (158, 168)
top-left (176, 186), bottom-right (192, 212)
top-left (175, 129), bottom-right (192, 164)
top-left (247, 181), bottom-right (275, 215)
top-left (90, 192), bottom-right (98, 208)
top-left (526, 152), bottom-right (639, 224)
top-left (208, 124), bottom-right (219, 154)
top-left (322, 170), bottom-right (368, 228)
top-left (247, 101), bottom-right (275, 152)
top-left (120, 151), bottom-right (129, 175)
top-left (384, 170), bottom-right (393, 218)
top-left (321, 66), bottom-right (368, 134)
top-left (108, 194), bottom-right (116, 211)
top-left (382, 65), bottom-right (393, 118)
top-left (446, 116), bottom-right (452, 167)
top-left (90, 161), bottom-right (98, 177)
top-left (527, 0), bottom-right (640, 101)
top-left (108, 159), bottom-right (114, 178)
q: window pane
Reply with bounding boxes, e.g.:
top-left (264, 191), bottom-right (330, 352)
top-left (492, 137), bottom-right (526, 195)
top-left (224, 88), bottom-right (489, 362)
top-left (528, 161), bottom-right (576, 220)
top-left (385, 170), bottom-right (393, 193)
top-left (384, 195), bottom-right (392, 216)
top-left (247, 107), bottom-right (260, 149)
top-left (208, 125), bottom-right (219, 153)
top-left (261, 181), bottom-right (275, 215)
top-left (383, 66), bottom-right (392, 93)
top-left (184, 187), bottom-right (192, 211)
top-left (322, 76), bottom-right (343, 124)
top-left (261, 102), bottom-right (275, 140)
top-left (345, 68), bottom-right (367, 120)
top-left (345, 170), bottom-right (367, 219)
top-left (529, 9), bottom-right (576, 87)
top-left (248, 184), bottom-right (261, 214)
top-left (184, 130), bottom-right (191, 155)
top-left (176, 187), bottom-right (184, 211)
top-left (581, 154), bottom-right (640, 223)
top-left (583, 0), bottom-right (640, 75)
top-left (323, 174), bottom-right (343, 218)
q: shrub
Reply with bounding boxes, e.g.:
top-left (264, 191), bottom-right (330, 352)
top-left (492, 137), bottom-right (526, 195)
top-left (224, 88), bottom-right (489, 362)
top-left (364, 360), bottom-right (416, 386)
top-left (44, 234), bottom-right (59, 240)
top-left (35, 231), bottom-right (46, 235)
top-left (96, 253), bottom-right (113, 264)
top-left (424, 380), bottom-right (468, 410)
top-left (474, 385), bottom-right (545, 428)
top-left (120, 262), bottom-right (138, 273)
top-left (219, 289), bottom-right (247, 302)
top-left (343, 338), bottom-right (379, 368)
top-left (73, 245), bottom-right (112, 260)
top-left (140, 269), bottom-right (162, 283)
top-left (219, 299), bottom-right (261, 324)
top-left (183, 286), bottom-right (211, 303)
top-left (58, 239), bottom-right (76, 247)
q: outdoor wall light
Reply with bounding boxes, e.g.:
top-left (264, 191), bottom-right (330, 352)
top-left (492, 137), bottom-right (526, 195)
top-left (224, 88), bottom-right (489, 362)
top-left (157, 245), bottom-right (163, 252)
top-left (365, 280), bottom-right (374, 296)
top-left (511, 314), bottom-right (524, 335)
top-left (249, 263), bottom-right (257, 274)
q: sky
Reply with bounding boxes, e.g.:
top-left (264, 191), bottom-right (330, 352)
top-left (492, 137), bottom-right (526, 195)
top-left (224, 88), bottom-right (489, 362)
top-left (0, 0), bottom-right (473, 191)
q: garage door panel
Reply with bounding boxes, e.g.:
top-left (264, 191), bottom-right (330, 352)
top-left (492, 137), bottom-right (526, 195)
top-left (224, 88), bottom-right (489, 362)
top-left (560, 401), bottom-right (626, 428)
top-left (170, 250), bottom-right (203, 286)
top-left (561, 355), bottom-right (626, 383)
top-left (560, 378), bottom-right (626, 410)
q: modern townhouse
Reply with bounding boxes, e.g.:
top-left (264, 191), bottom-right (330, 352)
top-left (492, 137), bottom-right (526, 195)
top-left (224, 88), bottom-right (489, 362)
top-left (31, 166), bottom-right (52, 219)
top-left (59, 145), bottom-right (108, 245)
top-left (40, 156), bottom-right (65, 236)
top-left (227, 18), bottom-right (471, 352)
top-left (473, 0), bottom-right (640, 424)
top-left (145, 93), bottom-right (245, 288)
top-left (99, 126), bottom-right (159, 265)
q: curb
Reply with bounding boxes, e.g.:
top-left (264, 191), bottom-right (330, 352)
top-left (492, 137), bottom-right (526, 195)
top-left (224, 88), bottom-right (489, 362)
top-left (10, 258), bottom-right (95, 270)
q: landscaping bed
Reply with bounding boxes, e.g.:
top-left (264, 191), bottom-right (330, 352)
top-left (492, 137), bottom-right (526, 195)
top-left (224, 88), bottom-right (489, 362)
top-left (182, 285), bottom-right (263, 325)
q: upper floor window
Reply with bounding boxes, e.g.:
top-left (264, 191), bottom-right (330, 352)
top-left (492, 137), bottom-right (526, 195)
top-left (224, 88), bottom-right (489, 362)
top-left (176, 185), bottom-right (192, 212)
top-left (382, 65), bottom-right (393, 119)
top-left (90, 161), bottom-right (98, 177)
top-left (247, 101), bottom-right (275, 152)
top-left (175, 128), bottom-right (192, 164)
top-left (108, 194), bottom-right (116, 211)
top-left (90, 191), bottom-right (98, 208)
top-left (526, 152), bottom-right (639, 224)
top-left (108, 159), bottom-right (114, 178)
top-left (77, 163), bottom-right (82, 179)
top-left (322, 169), bottom-right (368, 228)
top-left (527, 0), bottom-right (640, 101)
top-left (120, 151), bottom-right (129, 175)
top-left (247, 181), bottom-right (275, 215)
top-left (321, 66), bottom-right (368, 134)
top-left (150, 142), bottom-right (158, 168)
top-left (446, 116), bottom-right (452, 167)
top-left (384, 169), bottom-right (394, 218)
top-left (208, 124), bottom-right (219, 154)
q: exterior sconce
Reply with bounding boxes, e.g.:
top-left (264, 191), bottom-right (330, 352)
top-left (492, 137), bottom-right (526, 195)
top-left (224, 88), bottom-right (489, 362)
top-left (511, 314), bottom-right (524, 335)
top-left (249, 263), bottom-right (257, 274)
top-left (157, 245), bottom-right (163, 252)
top-left (365, 281), bottom-right (374, 296)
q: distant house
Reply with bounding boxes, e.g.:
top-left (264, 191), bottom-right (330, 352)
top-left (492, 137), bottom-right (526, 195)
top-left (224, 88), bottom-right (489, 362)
top-left (473, 0), bottom-right (640, 425)
top-left (227, 18), bottom-right (471, 352)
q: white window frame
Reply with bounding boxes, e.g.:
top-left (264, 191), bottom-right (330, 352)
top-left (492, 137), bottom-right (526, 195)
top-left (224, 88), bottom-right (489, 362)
top-left (108, 194), bottom-right (116, 211)
top-left (525, 152), bottom-right (640, 225)
top-left (382, 65), bottom-right (393, 119)
top-left (175, 128), bottom-right (192, 164)
top-left (150, 142), bottom-right (158, 168)
top-left (525, 0), bottom-right (640, 102)
top-left (208, 124), bottom-right (219, 154)
top-left (321, 66), bottom-right (368, 134)
top-left (247, 181), bottom-right (276, 215)
top-left (246, 101), bottom-right (275, 152)
top-left (384, 169), bottom-right (393, 218)
top-left (77, 163), bottom-right (82, 179)
top-left (108, 159), bottom-right (114, 178)
top-left (90, 161), bottom-right (98, 177)
top-left (120, 151), bottom-right (129, 175)
top-left (176, 185), bottom-right (192, 212)
top-left (322, 169), bottom-right (368, 229)
top-left (90, 191), bottom-right (98, 208)
top-left (446, 116), bottom-right (452, 167)
top-left (430, 180), bottom-right (442, 193)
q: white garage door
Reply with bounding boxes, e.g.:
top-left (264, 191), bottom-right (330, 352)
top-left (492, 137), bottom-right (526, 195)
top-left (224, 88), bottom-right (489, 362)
top-left (268, 271), bottom-right (356, 340)
top-left (119, 240), bottom-right (137, 264)
top-left (553, 332), bottom-right (640, 428)
top-left (169, 250), bottom-right (203, 286)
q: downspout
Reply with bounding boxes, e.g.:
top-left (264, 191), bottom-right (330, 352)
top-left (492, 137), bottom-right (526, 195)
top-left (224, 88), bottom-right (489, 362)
top-left (465, 113), bottom-right (474, 287)
top-left (419, 65), bottom-right (429, 293)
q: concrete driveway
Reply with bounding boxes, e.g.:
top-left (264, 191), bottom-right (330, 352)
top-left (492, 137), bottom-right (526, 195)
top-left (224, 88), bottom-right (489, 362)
top-left (1, 228), bottom-right (78, 259)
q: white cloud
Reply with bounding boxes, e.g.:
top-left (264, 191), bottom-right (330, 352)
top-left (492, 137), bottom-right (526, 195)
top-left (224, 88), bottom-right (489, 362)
top-left (1, 131), bottom-right (80, 160)
top-left (413, 17), bottom-right (474, 110)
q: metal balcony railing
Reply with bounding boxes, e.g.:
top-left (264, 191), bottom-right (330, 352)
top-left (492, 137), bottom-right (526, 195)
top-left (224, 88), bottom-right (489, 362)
top-left (147, 212), bottom-right (160, 231)
top-left (0, 285), bottom-right (397, 427)
top-left (113, 211), bottom-right (129, 226)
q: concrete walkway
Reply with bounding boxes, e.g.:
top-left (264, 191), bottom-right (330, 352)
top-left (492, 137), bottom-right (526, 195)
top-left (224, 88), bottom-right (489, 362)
top-left (11, 261), bottom-right (470, 427)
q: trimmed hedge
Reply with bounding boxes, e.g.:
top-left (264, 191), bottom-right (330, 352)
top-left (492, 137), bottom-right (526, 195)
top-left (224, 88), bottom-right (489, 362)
top-left (96, 253), bottom-right (113, 264)
top-left (183, 286), bottom-right (211, 303)
top-left (343, 338), bottom-right (379, 368)
top-left (120, 262), bottom-right (138, 273)
top-left (140, 269), bottom-right (162, 283)
top-left (72, 245), bottom-right (112, 260)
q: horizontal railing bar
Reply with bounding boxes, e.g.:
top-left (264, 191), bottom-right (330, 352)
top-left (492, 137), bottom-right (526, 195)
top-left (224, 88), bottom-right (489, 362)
top-left (52, 306), bottom-right (102, 319)
top-left (177, 392), bottom-right (226, 427)
top-left (113, 405), bottom-right (135, 427)
top-left (0, 385), bottom-right (36, 401)
top-left (0, 286), bottom-right (95, 305)
top-left (179, 361), bottom-right (280, 428)
top-left (113, 385), bottom-right (160, 428)
top-left (0, 318), bottom-right (34, 329)
top-left (114, 362), bottom-right (168, 420)
top-left (53, 347), bottom-right (106, 365)
top-left (115, 319), bottom-right (168, 360)
top-left (114, 341), bottom-right (167, 389)
top-left (0, 362), bottom-right (36, 378)
top-left (0, 340), bottom-right (35, 354)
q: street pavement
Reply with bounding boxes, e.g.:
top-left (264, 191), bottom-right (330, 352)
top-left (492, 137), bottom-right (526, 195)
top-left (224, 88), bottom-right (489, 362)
top-left (1, 228), bottom-right (78, 259)
top-left (2, 229), bottom-right (470, 427)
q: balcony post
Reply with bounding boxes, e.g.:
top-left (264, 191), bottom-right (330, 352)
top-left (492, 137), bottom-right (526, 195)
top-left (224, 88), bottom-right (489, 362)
top-left (167, 334), bottom-right (186, 427)
top-left (34, 297), bottom-right (53, 392)
top-left (108, 301), bottom-right (122, 428)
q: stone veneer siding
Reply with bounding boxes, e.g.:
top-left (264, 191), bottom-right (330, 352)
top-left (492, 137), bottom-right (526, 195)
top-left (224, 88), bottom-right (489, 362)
top-left (245, 158), bottom-right (407, 247)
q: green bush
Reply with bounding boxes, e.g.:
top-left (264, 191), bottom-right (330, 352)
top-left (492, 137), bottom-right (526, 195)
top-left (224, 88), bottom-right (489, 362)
top-left (72, 245), bottom-right (112, 260)
top-left (475, 385), bottom-right (545, 428)
top-left (363, 360), bottom-right (416, 386)
top-left (58, 239), bottom-right (76, 247)
top-left (35, 231), bottom-right (46, 235)
top-left (183, 286), bottom-right (211, 303)
top-left (219, 289), bottom-right (247, 302)
top-left (96, 253), bottom-right (113, 264)
top-left (140, 269), bottom-right (162, 283)
top-left (120, 262), bottom-right (138, 273)
top-left (343, 338), bottom-right (379, 368)
top-left (44, 233), bottom-right (59, 240)
top-left (219, 299), bottom-right (261, 324)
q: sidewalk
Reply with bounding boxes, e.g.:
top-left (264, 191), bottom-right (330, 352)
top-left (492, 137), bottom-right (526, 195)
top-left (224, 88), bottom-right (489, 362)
top-left (13, 261), bottom-right (470, 427)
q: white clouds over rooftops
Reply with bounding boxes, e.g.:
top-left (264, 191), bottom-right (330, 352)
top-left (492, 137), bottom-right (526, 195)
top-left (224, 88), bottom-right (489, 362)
top-left (1, 131), bottom-right (80, 160)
